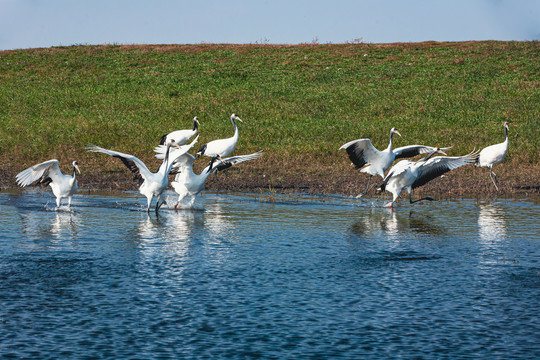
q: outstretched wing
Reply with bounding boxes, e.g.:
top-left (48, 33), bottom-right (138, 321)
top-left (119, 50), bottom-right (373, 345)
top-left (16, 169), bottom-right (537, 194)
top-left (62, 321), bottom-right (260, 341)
top-left (16, 159), bottom-right (63, 187)
top-left (169, 153), bottom-right (196, 175)
top-left (339, 139), bottom-right (379, 169)
top-left (206, 151), bottom-right (264, 174)
top-left (394, 145), bottom-right (453, 160)
top-left (412, 150), bottom-right (478, 189)
top-left (86, 145), bottom-right (152, 184)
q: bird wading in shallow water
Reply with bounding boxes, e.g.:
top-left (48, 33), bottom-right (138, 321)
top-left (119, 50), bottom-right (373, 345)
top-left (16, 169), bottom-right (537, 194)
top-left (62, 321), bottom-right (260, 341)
top-left (155, 149), bottom-right (263, 208)
top-left (16, 160), bottom-right (81, 208)
top-left (379, 148), bottom-right (479, 208)
top-left (476, 121), bottom-right (509, 191)
top-left (340, 127), bottom-right (451, 197)
top-left (196, 113), bottom-right (242, 159)
top-left (87, 136), bottom-right (198, 213)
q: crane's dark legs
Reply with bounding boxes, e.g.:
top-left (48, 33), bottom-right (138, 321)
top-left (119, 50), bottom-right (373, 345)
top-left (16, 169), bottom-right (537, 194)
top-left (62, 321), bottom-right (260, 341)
top-left (356, 176), bottom-right (373, 198)
top-left (155, 196), bottom-right (166, 213)
top-left (409, 193), bottom-right (434, 204)
top-left (489, 167), bottom-right (499, 191)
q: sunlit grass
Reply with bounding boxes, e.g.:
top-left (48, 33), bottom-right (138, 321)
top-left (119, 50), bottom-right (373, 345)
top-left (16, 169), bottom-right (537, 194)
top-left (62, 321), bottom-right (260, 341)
top-left (0, 42), bottom-right (538, 189)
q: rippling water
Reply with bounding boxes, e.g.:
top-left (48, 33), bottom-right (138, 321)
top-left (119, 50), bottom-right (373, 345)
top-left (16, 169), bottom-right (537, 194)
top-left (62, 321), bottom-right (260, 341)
top-left (1, 189), bottom-right (539, 359)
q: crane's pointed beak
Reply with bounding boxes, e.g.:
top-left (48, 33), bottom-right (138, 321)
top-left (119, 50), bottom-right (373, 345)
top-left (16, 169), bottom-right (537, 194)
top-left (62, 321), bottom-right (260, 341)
top-left (75, 164), bottom-right (81, 174)
top-left (395, 130), bottom-right (402, 137)
top-left (438, 150), bottom-right (448, 156)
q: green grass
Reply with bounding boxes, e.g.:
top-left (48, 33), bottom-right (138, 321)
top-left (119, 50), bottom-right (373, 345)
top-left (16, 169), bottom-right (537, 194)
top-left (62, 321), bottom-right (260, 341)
top-left (0, 42), bottom-right (538, 189)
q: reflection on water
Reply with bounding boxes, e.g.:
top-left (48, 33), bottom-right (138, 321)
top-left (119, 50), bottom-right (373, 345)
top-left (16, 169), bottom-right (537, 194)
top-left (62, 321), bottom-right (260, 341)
top-left (166, 211), bottom-right (204, 242)
top-left (204, 201), bottom-right (235, 241)
top-left (478, 202), bottom-right (507, 242)
top-left (1, 191), bottom-right (539, 359)
top-left (137, 214), bottom-right (165, 241)
top-left (19, 210), bottom-right (79, 247)
top-left (350, 208), bottom-right (445, 238)
top-left (50, 211), bottom-right (79, 239)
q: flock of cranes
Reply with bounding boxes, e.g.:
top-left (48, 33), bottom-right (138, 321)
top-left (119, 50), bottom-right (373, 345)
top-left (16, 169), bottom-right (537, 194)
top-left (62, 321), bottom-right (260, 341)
top-left (16, 113), bottom-right (262, 212)
top-left (340, 121), bottom-right (510, 207)
top-left (15, 116), bottom-right (509, 211)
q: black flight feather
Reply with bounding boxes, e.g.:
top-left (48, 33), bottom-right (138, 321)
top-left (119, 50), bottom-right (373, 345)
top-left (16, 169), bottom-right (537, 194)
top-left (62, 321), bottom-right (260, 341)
top-left (197, 143), bottom-right (207, 156)
top-left (394, 147), bottom-right (423, 159)
top-left (411, 164), bottom-right (449, 190)
top-left (159, 134), bottom-right (168, 145)
top-left (114, 155), bottom-right (143, 185)
top-left (345, 144), bottom-right (367, 169)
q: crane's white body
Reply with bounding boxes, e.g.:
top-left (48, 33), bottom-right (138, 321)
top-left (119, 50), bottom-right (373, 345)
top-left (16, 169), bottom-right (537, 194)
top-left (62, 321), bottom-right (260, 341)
top-left (169, 151), bottom-right (263, 207)
top-left (380, 149), bottom-right (478, 207)
top-left (16, 159), bottom-right (80, 208)
top-left (160, 116), bottom-right (199, 147)
top-left (196, 114), bottom-right (242, 158)
top-left (476, 122), bottom-right (509, 190)
top-left (88, 136), bottom-right (198, 212)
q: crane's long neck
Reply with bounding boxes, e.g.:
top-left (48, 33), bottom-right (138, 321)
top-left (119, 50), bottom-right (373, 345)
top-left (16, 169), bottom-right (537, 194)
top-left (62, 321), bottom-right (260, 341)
top-left (193, 120), bottom-right (199, 131)
top-left (160, 143), bottom-right (172, 174)
top-left (387, 130), bottom-right (395, 151)
top-left (412, 152), bottom-right (438, 172)
top-left (232, 118), bottom-right (239, 140)
top-left (423, 150), bottom-right (439, 162)
top-left (504, 125), bottom-right (509, 142)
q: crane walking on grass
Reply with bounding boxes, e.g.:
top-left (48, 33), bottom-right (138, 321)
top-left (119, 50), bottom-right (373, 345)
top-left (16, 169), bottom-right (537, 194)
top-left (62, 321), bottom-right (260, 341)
top-left (379, 148), bottom-right (479, 208)
top-left (16, 160), bottom-right (81, 208)
top-left (87, 136), bottom-right (198, 213)
top-left (476, 121), bottom-right (509, 191)
top-left (340, 127), bottom-right (450, 197)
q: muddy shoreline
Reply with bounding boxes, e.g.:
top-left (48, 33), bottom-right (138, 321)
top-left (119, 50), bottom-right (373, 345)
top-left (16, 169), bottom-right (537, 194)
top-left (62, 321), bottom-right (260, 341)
top-left (2, 164), bottom-right (539, 200)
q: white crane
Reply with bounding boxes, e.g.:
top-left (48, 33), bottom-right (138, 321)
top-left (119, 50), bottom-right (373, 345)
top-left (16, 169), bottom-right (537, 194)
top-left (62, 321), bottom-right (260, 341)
top-left (165, 151), bottom-right (263, 208)
top-left (379, 148), bottom-right (478, 208)
top-left (159, 116), bottom-right (200, 147)
top-left (476, 121), bottom-right (509, 191)
top-left (87, 136), bottom-right (198, 212)
top-left (16, 160), bottom-right (81, 208)
top-left (196, 113), bottom-right (242, 159)
top-left (340, 127), bottom-right (450, 196)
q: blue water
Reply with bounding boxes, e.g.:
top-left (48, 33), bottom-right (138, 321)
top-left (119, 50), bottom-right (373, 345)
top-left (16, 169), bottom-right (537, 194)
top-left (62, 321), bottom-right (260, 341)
top-left (1, 189), bottom-right (539, 359)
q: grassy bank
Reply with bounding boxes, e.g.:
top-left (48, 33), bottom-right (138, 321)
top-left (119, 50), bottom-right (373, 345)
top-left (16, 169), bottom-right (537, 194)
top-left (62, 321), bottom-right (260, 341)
top-left (0, 42), bottom-right (539, 196)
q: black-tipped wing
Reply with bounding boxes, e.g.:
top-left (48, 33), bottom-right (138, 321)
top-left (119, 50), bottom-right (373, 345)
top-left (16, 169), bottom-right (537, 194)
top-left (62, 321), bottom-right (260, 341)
top-left (37, 174), bottom-right (53, 187)
top-left (86, 145), bottom-right (152, 185)
top-left (114, 155), bottom-right (144, 184)
top-left (339, 139), bottom-right (378, 169)
top-left (206, 151), bottom-right (264, 174)
top-left (412, 152), bottom-right (476, 189)
top-left (15, 159), bottom-right (63, 187)
top-left (394, 145), bottom-right (452, 160)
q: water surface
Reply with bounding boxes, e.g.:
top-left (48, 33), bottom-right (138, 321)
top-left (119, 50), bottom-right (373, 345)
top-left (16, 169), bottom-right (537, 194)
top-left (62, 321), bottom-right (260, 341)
top-left (1, 189), bottom-right (539, 359)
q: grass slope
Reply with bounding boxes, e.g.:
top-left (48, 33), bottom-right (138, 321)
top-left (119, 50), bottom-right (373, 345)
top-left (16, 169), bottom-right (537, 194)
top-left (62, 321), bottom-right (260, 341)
top-left (0, 42), bottom-right (538, 196)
